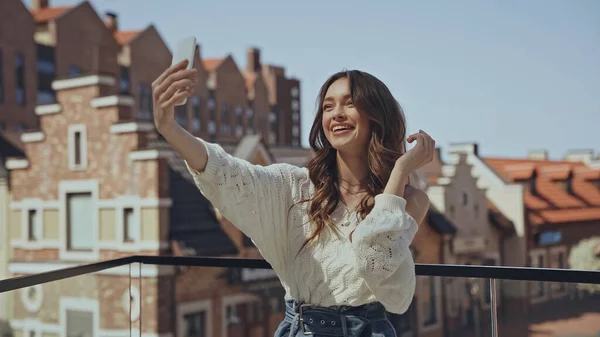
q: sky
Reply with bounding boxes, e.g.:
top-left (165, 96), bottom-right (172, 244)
top-left (24, 0), bottom-right (600, 160)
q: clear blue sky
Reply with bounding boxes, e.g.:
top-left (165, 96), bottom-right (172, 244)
top-left (25, 0), bottom-right (600, 160)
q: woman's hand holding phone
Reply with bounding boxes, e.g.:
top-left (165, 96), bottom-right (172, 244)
top-left (151, 59), bottom-right (197, 133)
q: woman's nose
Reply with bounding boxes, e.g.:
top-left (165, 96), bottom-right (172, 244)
top-left (332, 108), bottom-right (346, 120)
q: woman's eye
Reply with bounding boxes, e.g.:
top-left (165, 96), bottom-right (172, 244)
top-left (323, 105), bottom-right (332, 110)
top-left (346, 101), bottom-right (354, 106)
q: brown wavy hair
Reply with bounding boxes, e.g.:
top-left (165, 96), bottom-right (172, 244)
top-left (299, 70), bottom-right (408, 252)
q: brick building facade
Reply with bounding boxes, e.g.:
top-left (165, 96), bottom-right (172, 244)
top-left (0, 0), bottom-right (38, 133)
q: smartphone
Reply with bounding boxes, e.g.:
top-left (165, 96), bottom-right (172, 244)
top-left (171, 36), bottom-right (197, 106)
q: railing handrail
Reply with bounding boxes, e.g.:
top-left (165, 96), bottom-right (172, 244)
top-left (2, 255), bottom-right (600, 293)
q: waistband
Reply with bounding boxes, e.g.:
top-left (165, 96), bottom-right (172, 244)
top-left (284, 299), bottom-right (388, 335)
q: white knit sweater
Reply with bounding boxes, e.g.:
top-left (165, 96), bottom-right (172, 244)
top-left (185, 140), bottom-right (418, 314)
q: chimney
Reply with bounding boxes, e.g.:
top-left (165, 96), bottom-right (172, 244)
top-left (564, 149), bottom-right (593, 164)
top-left (246, 48), bottom-right (261, 73)
top-left (103, 11), bottom-right (118, 32)
top-left (528, 150), bottom-right (548, 160)
top-left (448, 143), bottom-right (479, 156)
top-left (32, 0), bottom-right (49, 10)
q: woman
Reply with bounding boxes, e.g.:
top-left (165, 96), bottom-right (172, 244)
top-left (152, 60), bottom-right (434, 337)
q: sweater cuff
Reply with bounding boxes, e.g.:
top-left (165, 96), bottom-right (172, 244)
top-left (374, 194), bottom-right (408, 212)
top-left (184, 138), bottom-right (222, 181)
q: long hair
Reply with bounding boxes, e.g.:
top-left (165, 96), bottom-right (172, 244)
top-left (299, 70), bottom-right (408, 251)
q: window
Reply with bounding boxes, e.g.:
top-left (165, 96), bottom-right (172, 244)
top-left (183, 312), bottom-right (206, 337)
top-left (28, 209), bottom-right (41, 241)
top-left (36, 44), bottom-right (56, 105)
top-left (123, 207), bottom-right (137, 243)
top-left (68, 65), bottom-right (82, 76)
top-left (220, 104), bottom-right (231, 135)
top-left (0, 48), bottom-right (4, 104)
top-left (292, 125), bottom-right (299, 137)
top-left (120, 66), bottom-right (130, 94)
top-left (235, 104), bottom-right (244, 137)
top-left (137, 83), bottom-right (153, 120)
top-left (208, 91), bottom-right (216, 124)
top-left (246, 103), bottom-right (254, 134)
top-left (0, 123), bottom-right (5, 132)
top-left (291, 86), bottom-right (299, 98)
top-left (420, 276), bottom-right (439, 328)
top-left (462, 192), bottom-right (468, 207)
top-left (66, 193), bottom-right (94, 251)
top-left (179, 300), bottom-right (212, 337)
top-left (66, 309), bottom-right (94, 337)
top-left (15, 53), bottom-right (26, 106)
top-left (68, 125), bottom-right (87, 170)
top-left (269, 111), bottom-right (278, 144)
top-left (74, 132), bottom-right (82, 165)
top-left (291, 99), bottom-right (300, 112)
top-left (192, 96), bottom-right (201, 131)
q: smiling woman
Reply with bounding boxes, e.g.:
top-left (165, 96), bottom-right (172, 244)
top-left (153, 61), bottom-right (434, 336)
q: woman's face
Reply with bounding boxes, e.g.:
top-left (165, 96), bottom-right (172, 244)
top-left (321, 77), bottom-right (371, 154)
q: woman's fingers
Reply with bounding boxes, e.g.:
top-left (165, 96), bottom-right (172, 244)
top-left (162, 89), bottom-right (194, 109)
top-left (158, 78), bottom-right (196, 104)
top-left (154, 68), bottom-right (197, 101)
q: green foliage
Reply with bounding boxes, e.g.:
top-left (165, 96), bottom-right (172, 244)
top-left (568, 236), bottom-right (600, 294)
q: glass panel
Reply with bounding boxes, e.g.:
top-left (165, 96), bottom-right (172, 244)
top-left (175, 266), bottom-right (284, 337)
top-left (2, 264), bottom-right (133, 337)
top-left (498, 280), bottom-right (600, 337)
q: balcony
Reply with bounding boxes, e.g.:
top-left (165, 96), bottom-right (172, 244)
top-left (1, 256), bottom-right (599, 337)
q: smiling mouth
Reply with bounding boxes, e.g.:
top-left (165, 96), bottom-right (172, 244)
top-left (331, 125), bottom-right (355, 135)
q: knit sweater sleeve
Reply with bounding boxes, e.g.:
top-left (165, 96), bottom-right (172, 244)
top-left (351, 194), bottom-right (419, 314)
top-left (185, 139), bottom-right (303, 269)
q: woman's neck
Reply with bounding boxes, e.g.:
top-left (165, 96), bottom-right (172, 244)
top-left (336, 150), bottom-right (368, 193)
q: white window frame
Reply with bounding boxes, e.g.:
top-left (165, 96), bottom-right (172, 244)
top-left (115, 196), bottom-right (142, 245)
top-left (59, 180), bottom-right (99, 261)
top-left (529, 248), bottom-right (548, 303)
top-left (19, 199), bottom-right (44, 243)
top-left (68, 124), bottom-right (88, 171)
top-left (549, 245), bottom-right (568, 298)
top-left (221, 293), bottom-right (260, 337)
top-left (418, 276), bottom-right (442, 332)
top-left (178, 299), bottom-right (213, 337)
top-left (60, 297), bottom-right (100, 337)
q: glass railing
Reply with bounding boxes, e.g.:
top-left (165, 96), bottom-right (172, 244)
top-left (1, 256), bottom-right (599, 337)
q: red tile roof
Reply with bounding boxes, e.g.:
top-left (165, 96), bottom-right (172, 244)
top-left (31, 6), bottom-right (72, 23)
top-left (202, 58), bottom-right (225, 72)
top-left (484, 157), bottom-right (600, 225)
top-left (114, 30), bottom-right (141, 45)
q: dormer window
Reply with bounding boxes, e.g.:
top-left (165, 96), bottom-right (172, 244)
top-left (68, 124), bottom-right (87, 171)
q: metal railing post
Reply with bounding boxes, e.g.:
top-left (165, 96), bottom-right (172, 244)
top-left (489, 278), bottom-right (499, 337)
